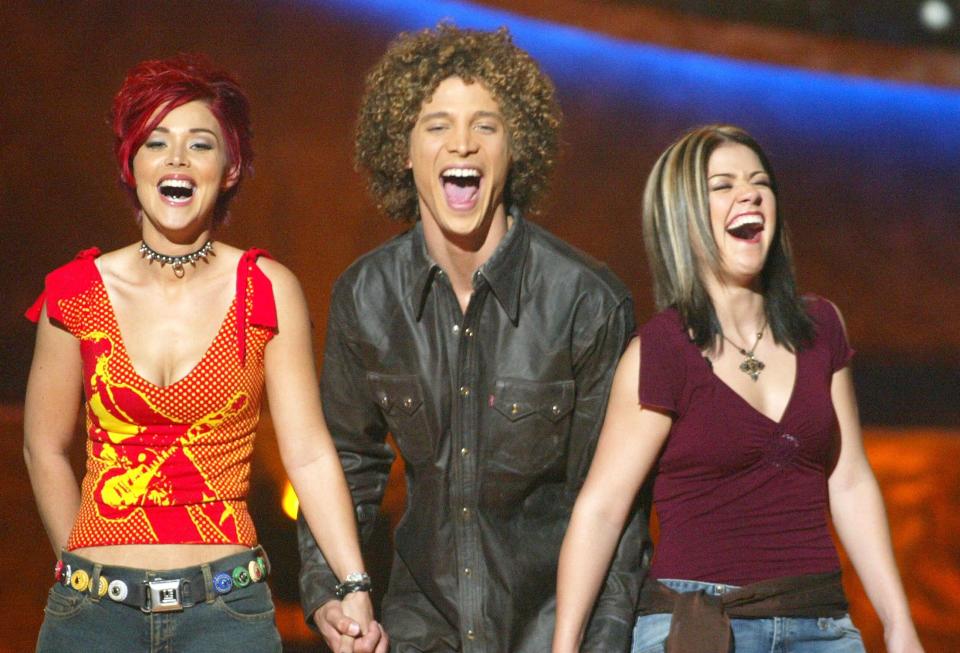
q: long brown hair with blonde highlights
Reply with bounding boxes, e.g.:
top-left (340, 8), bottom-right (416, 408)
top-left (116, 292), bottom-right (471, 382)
top-left (642, 124), bottom-right (814, 350)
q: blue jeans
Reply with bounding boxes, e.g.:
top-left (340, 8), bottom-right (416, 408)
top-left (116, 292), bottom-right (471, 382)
top-left (36, 550), bottom-right (282, 653)
top-left (631, 579), bottom-right (865, 653)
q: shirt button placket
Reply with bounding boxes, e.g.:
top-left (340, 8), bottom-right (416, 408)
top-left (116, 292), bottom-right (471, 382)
top-left (455, 281), bottom-right (488, 653)
top-left (461, 316), bottom-right (482, 651)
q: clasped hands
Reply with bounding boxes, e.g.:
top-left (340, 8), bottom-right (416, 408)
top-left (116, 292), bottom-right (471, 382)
top-left (313, 592), bottom-right (388, 653)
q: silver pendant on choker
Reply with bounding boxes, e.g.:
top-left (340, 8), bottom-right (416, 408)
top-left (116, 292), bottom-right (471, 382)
top-left (139, 240), bottom-right (214, 278)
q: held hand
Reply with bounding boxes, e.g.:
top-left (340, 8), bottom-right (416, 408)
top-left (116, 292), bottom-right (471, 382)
top-left (313, 596), bottom-right (387, 653)
top-left (341, 592), bottom-right (388, 653)
top-left (313, 600), bottom-right (360, 652)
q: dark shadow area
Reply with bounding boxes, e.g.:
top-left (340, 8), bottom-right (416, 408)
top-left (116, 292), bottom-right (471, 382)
top-left (854, 357), bottom-right (960, 427)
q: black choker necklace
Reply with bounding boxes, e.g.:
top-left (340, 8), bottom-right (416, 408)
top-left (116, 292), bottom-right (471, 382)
top-left (139, 240), bottom-right (214, 278)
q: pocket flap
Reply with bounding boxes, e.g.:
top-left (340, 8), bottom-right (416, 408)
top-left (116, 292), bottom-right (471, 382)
top-left (491, 378), bottom-right (575, 423)
top-left (367, 373), bottom-right (424, 416)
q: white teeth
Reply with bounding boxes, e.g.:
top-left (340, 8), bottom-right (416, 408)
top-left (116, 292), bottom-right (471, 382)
top-left (159, 179), bottom-right (195, 189)
top-left (727, 214), bottom-right (763, 230)
top-left (442, 168), bottom-right (481, 178)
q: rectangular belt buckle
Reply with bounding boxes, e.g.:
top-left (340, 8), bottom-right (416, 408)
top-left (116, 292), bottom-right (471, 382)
top-left (146, 579), bottom-right (183, 613)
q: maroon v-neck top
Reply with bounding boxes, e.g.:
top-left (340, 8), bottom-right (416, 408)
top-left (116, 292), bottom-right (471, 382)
top-left (639, 296), bottom-right (853, 586)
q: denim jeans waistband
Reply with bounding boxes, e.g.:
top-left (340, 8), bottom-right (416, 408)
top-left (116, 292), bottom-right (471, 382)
top-left (655, 577), bottom-right (742, 596)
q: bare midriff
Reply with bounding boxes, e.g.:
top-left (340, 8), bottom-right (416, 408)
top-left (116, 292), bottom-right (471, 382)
top-left (71, 543), bottom-right (248, 569)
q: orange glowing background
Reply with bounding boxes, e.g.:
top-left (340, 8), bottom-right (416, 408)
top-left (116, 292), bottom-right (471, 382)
top-left (1, 1), bottom-right (958, 651)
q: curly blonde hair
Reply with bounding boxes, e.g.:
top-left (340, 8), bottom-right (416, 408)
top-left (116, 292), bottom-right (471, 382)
top-left (356, 24), bottom-right (562, 222)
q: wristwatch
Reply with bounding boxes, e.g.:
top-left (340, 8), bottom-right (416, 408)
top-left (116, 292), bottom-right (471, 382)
top-left (335, 571), bottom-right (372, 600)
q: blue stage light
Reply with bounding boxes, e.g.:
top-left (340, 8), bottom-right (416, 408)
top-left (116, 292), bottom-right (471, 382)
top-left (306, 0), bottom-right (960, 165)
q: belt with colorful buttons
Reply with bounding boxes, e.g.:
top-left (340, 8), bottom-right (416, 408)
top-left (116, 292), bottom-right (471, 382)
top-left (54, 547), bottom-right (270, 613)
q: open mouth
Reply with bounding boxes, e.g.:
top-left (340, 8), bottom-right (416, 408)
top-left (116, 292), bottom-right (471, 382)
top-left (158, 178), bottom-right (196, 204)
top-left (726, 214), bottom-right (764, 241)
top-left (441, 167), bottom-right (481, 210)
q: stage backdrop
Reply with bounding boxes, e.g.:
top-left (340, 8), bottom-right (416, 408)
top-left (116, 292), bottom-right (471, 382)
top-left (1, 1), bottom-right (957, 651)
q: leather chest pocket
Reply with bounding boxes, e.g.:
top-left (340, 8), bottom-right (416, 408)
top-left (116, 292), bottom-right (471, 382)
top-left (367, 372), bottom-right (433, 465)
top-left (488, 378), bottom-right (575, 474)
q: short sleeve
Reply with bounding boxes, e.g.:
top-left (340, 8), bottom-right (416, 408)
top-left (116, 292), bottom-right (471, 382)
top-left (24, 248), bottom-right (101, 333)
top-left (638, 310), bottom-right (687, 414)
top-left (809, 296), bottom-right (854, 372)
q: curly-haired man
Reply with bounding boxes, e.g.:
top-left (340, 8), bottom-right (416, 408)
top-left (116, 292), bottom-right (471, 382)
top-left (298, 24), bottom-right (649, 652)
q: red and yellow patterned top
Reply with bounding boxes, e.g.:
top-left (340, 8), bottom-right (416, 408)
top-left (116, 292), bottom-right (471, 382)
top-left (26, 248), bottom-right (277, 549)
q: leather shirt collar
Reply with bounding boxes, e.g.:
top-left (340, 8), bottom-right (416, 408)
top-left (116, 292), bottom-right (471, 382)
top-left (411, 212), bottom-right (529, 324)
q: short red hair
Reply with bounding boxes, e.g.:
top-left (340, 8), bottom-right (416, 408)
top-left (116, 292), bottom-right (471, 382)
top-left (111, 54), bottom-right (253, 225)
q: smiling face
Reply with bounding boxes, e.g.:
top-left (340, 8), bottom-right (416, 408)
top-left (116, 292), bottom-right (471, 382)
top-left (407, 76), bottom-right (511, 240)
top-left (706, 142), bottom-right (777, 286)
top-left (132, 100), bottom-right (237, 238)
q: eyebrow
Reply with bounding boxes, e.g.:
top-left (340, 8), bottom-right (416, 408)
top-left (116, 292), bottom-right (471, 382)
top-left (473, 111), bottom-right (503, 120)
top-left (150, 126), bottom-right (220, 138)
top-left (418, 110), bottom-right (504, 122)
top-left (708, 170), bottom-right (769, 179)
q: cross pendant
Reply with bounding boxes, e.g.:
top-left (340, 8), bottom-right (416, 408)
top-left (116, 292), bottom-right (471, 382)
top-left (739, 354), bottom-right (765, 381)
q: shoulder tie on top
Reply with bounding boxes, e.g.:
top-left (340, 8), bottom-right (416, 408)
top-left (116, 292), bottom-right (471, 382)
top-left (237, 248), bottom-right (277, 365)
top-left (25, 247), bottom-right (102, 323)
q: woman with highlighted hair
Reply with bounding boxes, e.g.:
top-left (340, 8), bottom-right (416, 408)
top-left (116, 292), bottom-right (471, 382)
top-left (553, 125), bottom-right (923, 652)
top-left (24, 54), bottom-right (385, 652)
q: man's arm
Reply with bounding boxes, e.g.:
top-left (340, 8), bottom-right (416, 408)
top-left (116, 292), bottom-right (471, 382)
top-left (297, 280), bottom-right (395, 629)
top-left (566, 296), bottom-right (649, 653)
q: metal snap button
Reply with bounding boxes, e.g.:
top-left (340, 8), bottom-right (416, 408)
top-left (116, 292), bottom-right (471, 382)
top-left (232, 566), bottom-right (251, 588)
top-left (213, 572), bottom-right (233, 595)
top-left (248, 560), bottom-right (264, 583)
top-left (70, 569), bottom-right (90, 592)
top-left (108, 579), bottom-right (128, 601)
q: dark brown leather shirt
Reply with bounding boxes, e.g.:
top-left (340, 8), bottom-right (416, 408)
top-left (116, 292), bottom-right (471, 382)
top-left (298, 216), bottom-right (649, 652)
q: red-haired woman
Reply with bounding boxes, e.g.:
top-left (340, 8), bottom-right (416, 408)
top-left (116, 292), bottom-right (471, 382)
top-left (24, 55), bottom-right (386, 652)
